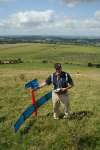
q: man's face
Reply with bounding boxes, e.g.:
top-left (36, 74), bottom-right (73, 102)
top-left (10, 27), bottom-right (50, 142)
top-left (56, 68), bottom-right (62, 76)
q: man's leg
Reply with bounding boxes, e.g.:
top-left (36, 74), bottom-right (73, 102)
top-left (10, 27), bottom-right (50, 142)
top-left (60, 94), bottom-right (71, 117)
top-left (52, 92), bottom-right (60, 119)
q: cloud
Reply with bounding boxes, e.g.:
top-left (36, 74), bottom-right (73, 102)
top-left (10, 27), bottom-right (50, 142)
top-left (60, 0), bottom-right (98, 7)
top-left (0, 10), bottom-right (54, 29)
top-left (95, 10), bottom-right (100, 20)
top-left (0, 9), bottom-right (100, 35)
top-left (61, 0), bottom-right (79, 7)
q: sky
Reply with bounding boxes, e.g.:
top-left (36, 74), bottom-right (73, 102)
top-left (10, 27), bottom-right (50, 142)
top-left (0, 0), bottom-right (100, 36)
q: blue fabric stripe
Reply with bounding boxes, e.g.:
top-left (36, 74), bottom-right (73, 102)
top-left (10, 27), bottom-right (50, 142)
top-left (37, 92), bottom-right (52, 107)
top-left (25, 79), bottom-right (39, 89)
top-left (14, 91), bottom-right (52, 132)
top-left (14, 115), bottom-right (25, 132)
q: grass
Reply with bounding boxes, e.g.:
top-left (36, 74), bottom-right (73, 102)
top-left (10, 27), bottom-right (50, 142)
top-left (0, 43), bottom-right (100, 65)
top-left (0, 43), bottom-right (100, 150)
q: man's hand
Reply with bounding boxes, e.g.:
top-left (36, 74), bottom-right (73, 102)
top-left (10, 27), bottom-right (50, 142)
top-left (61, 88), bottom-right (67, 92)
top-left (29, 88), bottom-right (35, 94)
top-left (61, 84), bottom-right (73, 92)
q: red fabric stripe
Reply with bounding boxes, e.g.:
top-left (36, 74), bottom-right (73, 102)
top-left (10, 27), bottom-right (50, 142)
top-left (31, 91), bottom-right (37, 116)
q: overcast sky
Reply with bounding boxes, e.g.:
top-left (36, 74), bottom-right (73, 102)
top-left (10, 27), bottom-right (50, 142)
top-left (0, 0), bottom-right (100, 36)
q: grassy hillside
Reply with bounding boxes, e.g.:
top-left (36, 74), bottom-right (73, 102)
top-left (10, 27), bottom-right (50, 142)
top-left (0, 43), bottom-right (100, 150)
top-left (0, 43), bottom-right (100, 68)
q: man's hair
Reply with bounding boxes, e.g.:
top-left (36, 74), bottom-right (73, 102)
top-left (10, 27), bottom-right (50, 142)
top-left (54, 63), bottom-right (62, 69)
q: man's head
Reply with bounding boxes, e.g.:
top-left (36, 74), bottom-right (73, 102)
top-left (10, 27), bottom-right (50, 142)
top-left (54, 63), bottom-right (62, 75)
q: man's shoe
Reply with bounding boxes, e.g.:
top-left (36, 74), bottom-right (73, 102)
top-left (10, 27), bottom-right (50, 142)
top-left (53, 113), bottom-right (59, 120)
top-left (54, 116), bottom-right (59, 120)
top-left (63, 112), bottom-right (69, 119)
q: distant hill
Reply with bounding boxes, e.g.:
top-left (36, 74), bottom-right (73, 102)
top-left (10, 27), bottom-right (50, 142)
top-left (0, 35), bottom-right (100, 46)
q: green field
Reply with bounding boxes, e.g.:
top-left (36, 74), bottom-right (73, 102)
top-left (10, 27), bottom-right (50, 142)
top-left (0, 43), bottom-right (100, 150)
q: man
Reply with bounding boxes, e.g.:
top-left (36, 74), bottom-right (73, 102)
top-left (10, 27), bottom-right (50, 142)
top-left (39, 63), bottom-right (74, 119)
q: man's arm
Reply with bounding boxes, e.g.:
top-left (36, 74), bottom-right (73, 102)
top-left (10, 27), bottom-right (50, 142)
top-left (39, 81), bottom-right (47, 88)
top-left (39, 75), bottom-right (52, 89)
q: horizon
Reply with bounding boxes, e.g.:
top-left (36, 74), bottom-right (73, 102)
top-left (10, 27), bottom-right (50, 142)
top-left (0, 34), bottom-right (100, 39)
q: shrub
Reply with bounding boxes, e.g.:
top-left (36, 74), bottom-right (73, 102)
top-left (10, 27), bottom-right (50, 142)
top-left (88, 62), bottom-right (93, 67)
top-left (17, 58), bottom-right (23, 63)
top-left (96, 64), bottom-right (100, 68)
top-left (42, 60), bottom-right (48, 63)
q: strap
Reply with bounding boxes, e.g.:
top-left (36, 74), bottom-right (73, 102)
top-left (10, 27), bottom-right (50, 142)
top-left (65, 73), bottom-right (68, 81)
top-left (51, 74), bottom-right (54, 90)
top-left (51, 74), bottom-right (54, 82)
